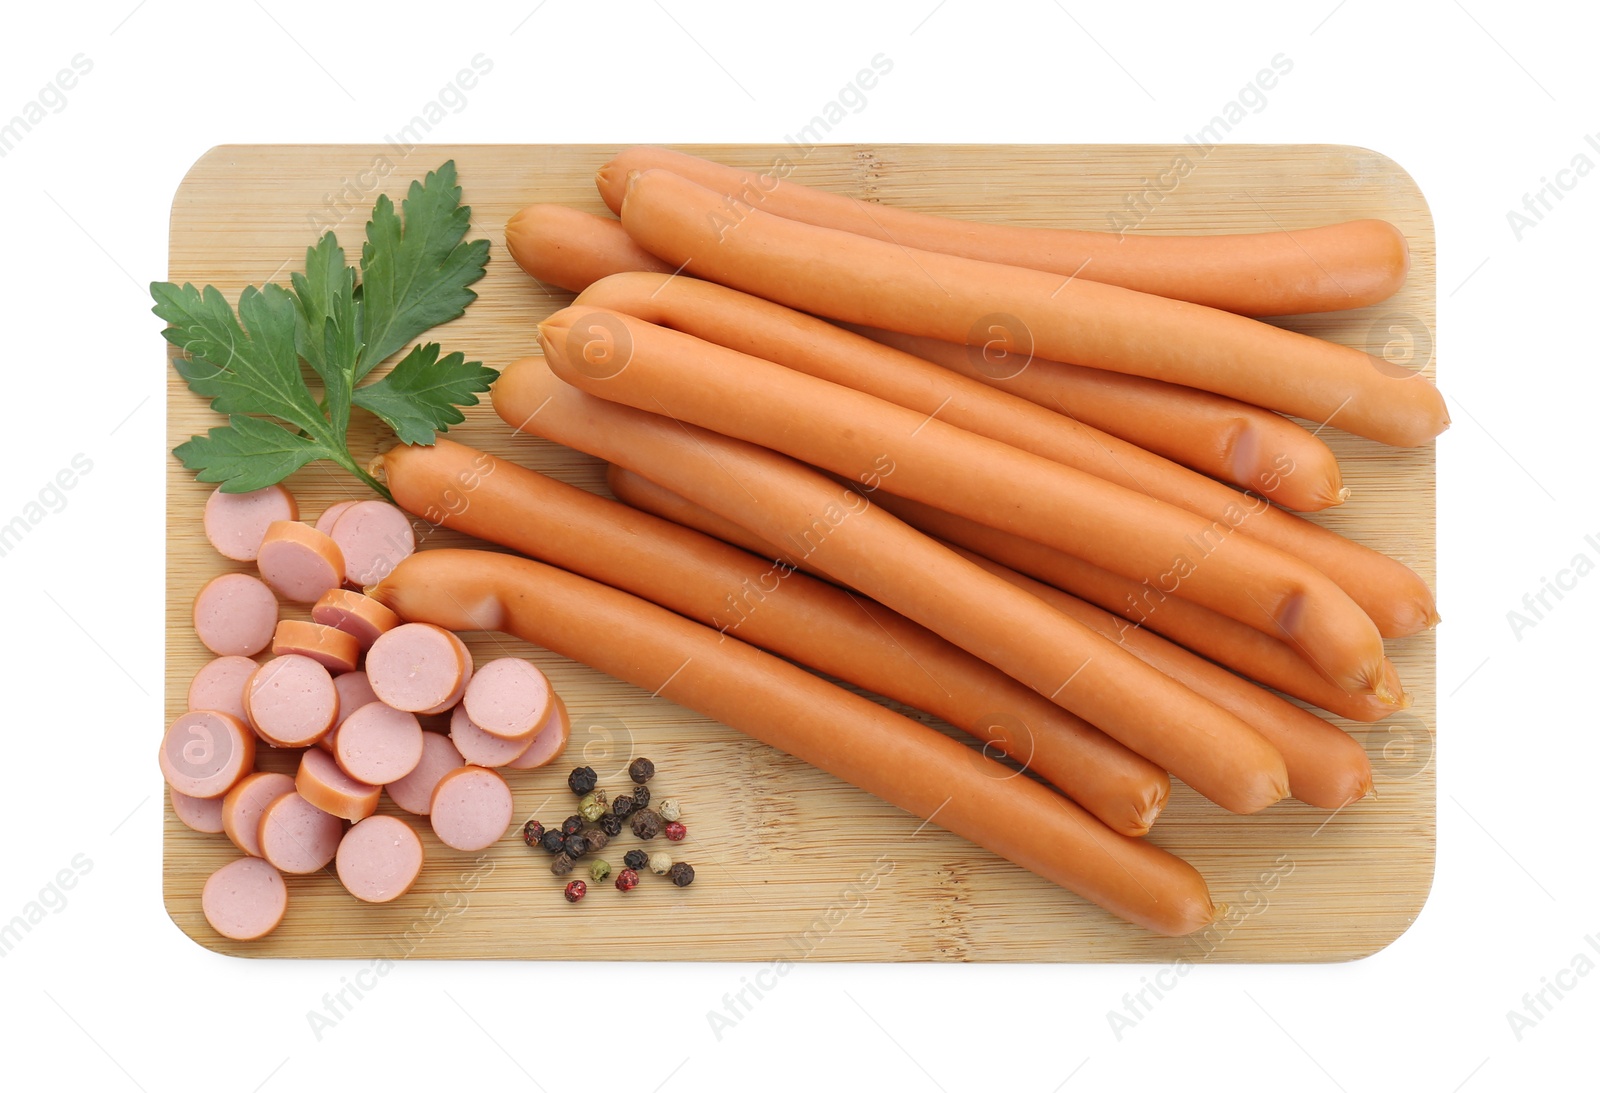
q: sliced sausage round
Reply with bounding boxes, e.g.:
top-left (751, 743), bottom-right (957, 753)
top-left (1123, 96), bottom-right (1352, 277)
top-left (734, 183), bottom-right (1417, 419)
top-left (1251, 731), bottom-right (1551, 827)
top-left (312, 589), bottom-right (400, 649)
top-left (221, 771), bottom-right (297, 857)
top-left (187, 655), bottom-right (259, 725)
top-left (169, 788), bottom-right (226, 834)
top-left (429, 766), bottom-right (514, 852)
top-left (448, 702), bottom-right (535, 768)
top-left (192, 573), bottom-right (278, 657)
top-left (313, 500), bottom-right (359, 535)
top-left (335, 815), bottom-right (425, 903)
top-left (296, 747), bottom-right (381, 822)
top-left (245, 655), bottom-right (339, 748)
top-left (258, 792), bottom-right (343, 874)
top-left (159, 710), bottom-right (256, 799)
top-left (365, 623), bottom-right (466, 713)
top-left (506, 694), bottom-right (572, 770)
top-left (256, 521), bottom-right (345, 603)
top-left (384, 731), bottom-right (466, 815)
top-left (201, 857), bottom-right (289, 940)
top-left (462, 657), bottom-right (553, 740)
top-left (330, 500), bottom-right (416, 587)
top-left (203, 484), bottom-right (298, 562)
top-left (270, 619), bottom-right (360, 673)
top-left (335, 701), bottom-right (424, 785)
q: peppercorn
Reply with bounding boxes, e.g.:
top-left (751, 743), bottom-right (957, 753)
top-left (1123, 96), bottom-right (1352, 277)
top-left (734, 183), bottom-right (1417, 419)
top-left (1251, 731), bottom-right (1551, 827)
top-left (567, 766), bottom-right (598, 795)
top-left (664, 821), bottom-right (686, 842)
top-left (598, 813), bottom-right (624, 837)
top-left (539, 829), bottom-right (566, 854)
top-left (561, 814), bottom-right (584, 836)
top-left (564, 880), bottom-right (587, 903)
top-left (628, 757), bottom-right (656, 784)
top-left (631, 785), bottom-right (651, 810)
top-left (550, 851), bottom-right (577, 876)
top-left (521, 818), bottom-right (545, 847)
top-left (565, 833), bottom-right (589, 858)
top-left (631, 809), bottom-right (663, 840)
top-left (648, 851), bottom-right (672, 876)
top-left (578, 790), bottom-right (608, 823)
top-left (624, 849), bottom-right (648, 871)
top-left (582, 827), bottom-right (609, 853)
top-left (668, 862), bottom-right (695, 887)
top-left (656, 798), bottom-right (682, 822)
top-left (589, 859), bottom-right (612, 883)
top-left (611, 794), bottom-right (637, 819)
top-left (614, 868), bottom-right (640, 892)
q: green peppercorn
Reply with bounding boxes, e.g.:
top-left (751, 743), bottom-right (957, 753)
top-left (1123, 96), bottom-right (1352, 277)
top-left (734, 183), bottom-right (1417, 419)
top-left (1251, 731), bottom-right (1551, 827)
top-left (668, 862), bottom-right (695, 887)
top-left (567, 766), bottom-right (598, 795)
top-left (628, 757), bottom-right (656, 784)
top-left (550, 851), bottom-right (577, 876)
top-left (598, 813), bottom-right (623, 837)
top-left (589, 859), bottom-right (612, 883)
top-left (648, 851), bottom-right (672, 876)
top-left (578, 790), bottom-right (608, 823)
top-left (623, 849), bottom-right (648, 871)
top-left (656, 798), bottom-right (682, 823)
top-left (631, 809), bottom-right (663, 840)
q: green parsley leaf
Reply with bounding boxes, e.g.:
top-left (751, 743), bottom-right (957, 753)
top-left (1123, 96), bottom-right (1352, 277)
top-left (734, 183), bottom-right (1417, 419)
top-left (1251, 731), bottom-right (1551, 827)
top-left (351, 343), bottom-right (498, 445)
top-left (173, 414), bottom-right (328, 492)
top-left (156, 161), bottom-right (497, 499)
top-left (358, 160), bottom-right (490, 375)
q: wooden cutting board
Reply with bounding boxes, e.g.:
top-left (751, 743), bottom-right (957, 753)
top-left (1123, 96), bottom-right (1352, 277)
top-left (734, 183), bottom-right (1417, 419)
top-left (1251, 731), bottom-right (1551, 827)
top-left (164, 144), bottom-right (1437, 962)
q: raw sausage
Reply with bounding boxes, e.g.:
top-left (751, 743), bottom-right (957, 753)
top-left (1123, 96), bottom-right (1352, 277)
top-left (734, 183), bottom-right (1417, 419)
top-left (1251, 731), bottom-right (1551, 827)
top-left (329, 500), bottom-right (416, 587)
top-left (201, 857), bottom-right (288, 940)
top-left (187, 655), bottom-right (259, 725)
top-left (256, 521), bottom-right (345, 603)
top-left (335, 815), bottom-right (425, 903)
top-left (159, 710), bottom-right (256, 799)
top-left (270, 619), bottom-right (360, 674)
top-left (312, 589), bottom-right (401, 649)
top-left (296, 747), bottom-right (381, 822)
top-left (257, 792), bottom-right (343, 874)
top-left (428, 765), bottom-right (514, 852)
top-left (365, 623), bottom-right (468, 713)
top-left (505, 203), bottom-right (676, 293)
top-left (334, 701), bottom-right (425, 785)
top-left (372, 548), bottom-right (1217, 935)
top-left (461, 657), bottom-right (553, 740)
top-left (384, 731), bottom-right (466, 815)
top-left (221, 771), bottom-right (296, 857)
top-left (245, 655), bottom-right (340, 748)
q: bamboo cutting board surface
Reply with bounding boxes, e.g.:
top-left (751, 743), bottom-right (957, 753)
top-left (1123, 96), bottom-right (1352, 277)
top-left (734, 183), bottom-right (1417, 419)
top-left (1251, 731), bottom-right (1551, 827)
top-left (164, 144), bottom-right (1437, 962)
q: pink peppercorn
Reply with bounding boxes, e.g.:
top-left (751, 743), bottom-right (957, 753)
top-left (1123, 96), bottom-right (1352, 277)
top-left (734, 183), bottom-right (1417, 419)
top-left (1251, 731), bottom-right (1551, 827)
top-left (615, 868), bottom-right (640, 892)
top-left (664, 821), bottom-right (686, 842)
top-left (564, 880), bottom-right (587, 903)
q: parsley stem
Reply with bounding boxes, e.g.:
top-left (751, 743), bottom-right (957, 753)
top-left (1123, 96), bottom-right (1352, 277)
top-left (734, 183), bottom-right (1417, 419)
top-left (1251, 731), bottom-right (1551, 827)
top-left (331, 450), bottom-right (395, 504)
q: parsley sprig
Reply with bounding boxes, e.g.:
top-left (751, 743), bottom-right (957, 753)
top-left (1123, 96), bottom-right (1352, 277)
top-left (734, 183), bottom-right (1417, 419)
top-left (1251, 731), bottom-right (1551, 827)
top-left (154, 161), bottom-right (496, 501)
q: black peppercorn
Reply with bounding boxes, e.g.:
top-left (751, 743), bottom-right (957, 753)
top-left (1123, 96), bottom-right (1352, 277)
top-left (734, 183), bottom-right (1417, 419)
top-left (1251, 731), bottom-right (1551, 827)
top-left (632, 785), bottom-right (651, 810)
top-left (598, 813), bottom-right (623, 837)
top-left (522, 819), bottom-right (544, 847)
top-left (539, 829), bottom-right (565, 854)
top-left (631, 809), bottom-right (663, 840)
top-left (611, 794), bottom-right (636, 819)
top-left (624, 849), bottom-right (648, 871)
top-left (567, 766), bottom-right (598, 795)
top-left (628, 757), bottom-right (655, 784)
top-left (668, 862), bottom-right (695, 887)
top-left (582, 827), bottom-right (609, 853)
top-left (561, 814), bottom-right (584, 836)
top-left (565, 833), bottom-right (589, 858)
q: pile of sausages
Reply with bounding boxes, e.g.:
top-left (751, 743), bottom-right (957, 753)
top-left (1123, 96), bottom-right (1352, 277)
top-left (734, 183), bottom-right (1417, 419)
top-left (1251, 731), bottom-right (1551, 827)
top-left (366, 147), bottom-right (1439, 937)
top-left (166, 486), bottom-right (570, 941)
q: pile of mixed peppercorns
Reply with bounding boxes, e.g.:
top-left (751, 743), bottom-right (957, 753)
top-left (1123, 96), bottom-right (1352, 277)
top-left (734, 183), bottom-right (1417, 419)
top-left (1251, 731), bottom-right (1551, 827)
top-left (521, 757), bottom-right (696, 903)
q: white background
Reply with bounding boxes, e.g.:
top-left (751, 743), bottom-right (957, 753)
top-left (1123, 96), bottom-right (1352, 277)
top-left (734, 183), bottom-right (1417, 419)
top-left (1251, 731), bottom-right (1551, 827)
top-left (1, 1), bottom-right (1594, 1090)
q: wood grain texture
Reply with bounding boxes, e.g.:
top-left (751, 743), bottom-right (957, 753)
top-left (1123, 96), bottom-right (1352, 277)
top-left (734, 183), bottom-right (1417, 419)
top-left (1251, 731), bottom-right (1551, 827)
top-left (164, 144), bottom-right (1436, 962)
